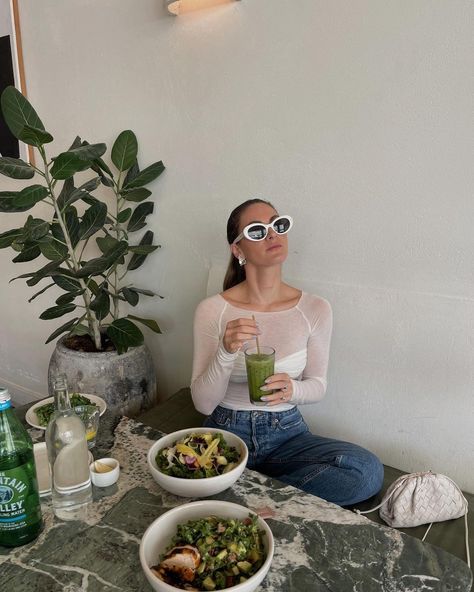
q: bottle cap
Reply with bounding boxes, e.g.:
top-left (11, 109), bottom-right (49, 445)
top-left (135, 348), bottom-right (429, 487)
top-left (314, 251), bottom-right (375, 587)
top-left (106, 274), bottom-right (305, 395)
top-left (0, 387), bottom-right (11, 410)
top-left (0, 387), bottom-right (11, 403)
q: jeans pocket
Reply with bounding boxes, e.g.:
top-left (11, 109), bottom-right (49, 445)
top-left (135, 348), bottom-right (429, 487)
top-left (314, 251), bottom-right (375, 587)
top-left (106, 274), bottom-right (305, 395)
top-left (276, 410), bottom-right (305, 431)
top-left (207, 407), bottom-right (231, 428)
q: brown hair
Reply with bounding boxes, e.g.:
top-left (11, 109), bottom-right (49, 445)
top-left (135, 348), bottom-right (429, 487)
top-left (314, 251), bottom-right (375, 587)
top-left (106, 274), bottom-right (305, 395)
top-left (223, 198), bottom-right (276, 291)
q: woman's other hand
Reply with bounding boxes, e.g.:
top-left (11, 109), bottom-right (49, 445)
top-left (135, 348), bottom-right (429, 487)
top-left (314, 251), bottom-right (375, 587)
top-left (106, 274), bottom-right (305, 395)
top-left (260, 373), bottom-right (293, 405)
top-left (223, 317), bottom-right (260, 354)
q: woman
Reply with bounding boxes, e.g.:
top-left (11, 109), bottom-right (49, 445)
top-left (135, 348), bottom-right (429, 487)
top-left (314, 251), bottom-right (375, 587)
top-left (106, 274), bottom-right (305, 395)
top-left (191, 198), bottom-right (383, 506)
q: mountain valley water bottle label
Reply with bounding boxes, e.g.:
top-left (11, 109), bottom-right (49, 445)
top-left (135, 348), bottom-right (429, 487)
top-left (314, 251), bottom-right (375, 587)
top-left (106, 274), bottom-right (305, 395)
top-left (0, 464), bottom-right (41, 533)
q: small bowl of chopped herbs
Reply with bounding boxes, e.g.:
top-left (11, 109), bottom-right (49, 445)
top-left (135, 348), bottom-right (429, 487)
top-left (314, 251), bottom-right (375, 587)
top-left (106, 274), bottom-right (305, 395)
top-left (139, 500), bottom-right (274, 592)
top-left (147, 428), bottom-right (248, 497)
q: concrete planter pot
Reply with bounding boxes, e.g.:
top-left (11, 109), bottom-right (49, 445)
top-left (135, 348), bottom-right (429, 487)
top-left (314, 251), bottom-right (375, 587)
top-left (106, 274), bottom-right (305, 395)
top-left (48, 337), bottom-right (157, 417)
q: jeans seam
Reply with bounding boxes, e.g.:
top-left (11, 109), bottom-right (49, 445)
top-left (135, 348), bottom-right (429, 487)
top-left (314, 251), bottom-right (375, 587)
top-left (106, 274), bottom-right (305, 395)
top-left (296, 464), bottom-right (331, 486)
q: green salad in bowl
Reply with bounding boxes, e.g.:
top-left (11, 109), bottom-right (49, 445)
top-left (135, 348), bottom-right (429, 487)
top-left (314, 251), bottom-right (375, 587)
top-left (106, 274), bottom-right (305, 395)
top-left (140, 500), bottom-right (274, 592)
top-left (156, 432), bottom-right (240, 479)
top-left (147, 428), bottom-right (249, 497)
top-left (152, 514), bottom-right (266, 590)
top-left (35, 393), bottom-right (98, 427)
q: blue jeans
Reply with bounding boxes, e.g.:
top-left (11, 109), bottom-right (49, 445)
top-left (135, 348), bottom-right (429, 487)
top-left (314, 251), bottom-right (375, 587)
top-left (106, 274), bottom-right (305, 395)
top-left (204, 406), bottom-right (384, 507)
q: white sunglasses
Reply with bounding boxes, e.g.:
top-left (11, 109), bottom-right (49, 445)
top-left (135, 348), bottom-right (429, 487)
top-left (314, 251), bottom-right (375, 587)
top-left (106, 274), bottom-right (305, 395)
top-left (233, 215), bottom-right (293, 244)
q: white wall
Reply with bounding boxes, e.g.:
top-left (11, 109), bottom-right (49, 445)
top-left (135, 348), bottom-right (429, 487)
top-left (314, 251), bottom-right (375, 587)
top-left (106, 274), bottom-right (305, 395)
top-left (1, 1), bottom-right (473, 489)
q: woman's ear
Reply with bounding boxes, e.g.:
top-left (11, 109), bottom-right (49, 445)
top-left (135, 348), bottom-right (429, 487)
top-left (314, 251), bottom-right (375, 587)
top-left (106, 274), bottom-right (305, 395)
top-left (230, 244), bottom-right (241, 261)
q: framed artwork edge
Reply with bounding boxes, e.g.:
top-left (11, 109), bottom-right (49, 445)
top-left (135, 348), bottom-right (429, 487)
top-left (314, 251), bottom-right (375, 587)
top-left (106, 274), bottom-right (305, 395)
top-left (9, 0), bottom-right (34, 165)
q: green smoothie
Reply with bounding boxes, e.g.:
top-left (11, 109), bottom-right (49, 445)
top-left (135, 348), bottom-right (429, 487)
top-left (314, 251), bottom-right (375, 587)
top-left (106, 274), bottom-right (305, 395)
top-left (244, 346), bottom-right (275, 405)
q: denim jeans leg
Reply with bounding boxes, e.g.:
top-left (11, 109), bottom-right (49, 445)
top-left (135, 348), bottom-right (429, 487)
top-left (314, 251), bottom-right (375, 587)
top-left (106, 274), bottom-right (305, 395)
top-left (260, 431), bottom-right (384, 506)
top-left (204, 406), bottom-right (384, 506)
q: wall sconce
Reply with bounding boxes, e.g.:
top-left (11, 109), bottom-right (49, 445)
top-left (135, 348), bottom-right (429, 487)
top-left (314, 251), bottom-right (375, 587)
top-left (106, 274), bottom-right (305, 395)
top-left (167, 0), bottom-right (240, 16)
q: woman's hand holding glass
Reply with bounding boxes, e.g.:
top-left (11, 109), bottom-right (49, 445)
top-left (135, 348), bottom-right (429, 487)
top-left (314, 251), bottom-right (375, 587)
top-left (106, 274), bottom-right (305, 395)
top-left (223, 317), bottom-right (260, 354)
top-left (260, 373), bottom-right (293, 405)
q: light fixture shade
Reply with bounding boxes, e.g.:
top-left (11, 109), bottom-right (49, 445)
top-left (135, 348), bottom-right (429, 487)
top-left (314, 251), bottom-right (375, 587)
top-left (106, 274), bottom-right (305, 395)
top-left (167, 0), bottom-right (240, 16)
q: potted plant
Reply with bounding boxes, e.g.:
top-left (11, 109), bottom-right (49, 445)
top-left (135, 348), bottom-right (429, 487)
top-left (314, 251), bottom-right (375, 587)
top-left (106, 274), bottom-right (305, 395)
top-left (0, 86), bottom-right (164, 415)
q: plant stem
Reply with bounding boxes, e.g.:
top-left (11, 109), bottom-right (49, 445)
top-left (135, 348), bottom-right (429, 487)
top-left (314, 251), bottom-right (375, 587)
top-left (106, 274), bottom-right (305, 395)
top-left (40, 147), bottom-right (102, 351)
top-left (112, 172), bottom-right (123, 320)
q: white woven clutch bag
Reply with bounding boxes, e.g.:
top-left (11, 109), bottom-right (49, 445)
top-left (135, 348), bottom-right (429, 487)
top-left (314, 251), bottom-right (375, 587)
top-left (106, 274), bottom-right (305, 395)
top-left (356, 471), bottom-right (470, 567)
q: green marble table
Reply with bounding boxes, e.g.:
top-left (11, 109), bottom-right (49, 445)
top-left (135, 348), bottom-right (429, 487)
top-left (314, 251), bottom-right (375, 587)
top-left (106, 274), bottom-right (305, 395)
top-left (1, 416), bottom-right (472, 591)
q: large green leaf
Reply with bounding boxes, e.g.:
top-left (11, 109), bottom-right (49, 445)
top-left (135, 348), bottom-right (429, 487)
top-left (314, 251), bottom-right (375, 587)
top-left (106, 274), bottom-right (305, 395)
top-left (0, 191), bottom-right (32, 212)
top-left (75, 255), bottom-right (110, 278)
top-left (50, 152), bottom-right (90, 180)
top-left (128, 244), bottom-right (158, 255)
top-left (68, 136), bottom-right (83, 150)
top-left (127, 202), bottom-right (154, 232)
top-left (0, 86), bottom-right (45, 140)
top-left (0, 228), bottom-right (22, 248)
top-left (53, 274), bottom-right (81, 292)
top-left (86, 278), bottom-right (100, 295)
top-left (0, 157), bottom-right (35, 179)
top-left (22, 217), bottom-right (49, 241)
top-left (123, 161), bottom-right (139, 186)
top-left (89, 287), bottom-right (110, 321)
top-left (127, 230), bottom-right (159, 271)
top-left (123, 161), bottom-right (165, 189)
top-left (28, 282), bottom-right (55, 303)
top-left (120, 187), bottom-right (152, 203)
top-left (104, 240), bottom-right (128, 264)
top-left (26, 259), bottom-right (63, 286)
top-left (79, 177), bottom-right (101, 193)
top-left (75, 241), bottom-right (128, 278)
top-left (111, 130), bottom-right (138, 172)
top-left (40, 303), bottom-right (76, 320)
top-left (128, 314), bottom-right (162, 334)
top-left (14, 185), bottom-right (49, 208)
top-left (45, 317), bottom-right (79, 344)
top-left (117, 208), bottom-right (132, 223)
top-left (56, 292), bottom-right (78, 305)
top-left (51, 221), bottom-right (65, 243)
top-left (122, 287), bottom-right (139, 306)
top-left (40, 238), bottom-right (68, 261)
top-left (97, 171), bottom-right (114, 187)
top-left (71, 323), bottom-right (90, 336)
top-left (81, 194), bottom-right (100, 207)
top-left (57, 177), bottom-right (74, 211)
top-left (107, 318), bottom-right (144, 354)
top-left (69, 143), bottom-right (107, 161)
top-left (58, 176), bottom-right (101, 210)
top-left (78, 202), bottom-right (107, 240)
top-left (90, 153), bottom-right (113, 178)
top-left (20, 124), bottom-right (53, 147)
top-left (129, 287), bottom-right (158, 297)
top-left (12, 242), bottom-right (41, 263)
top-left (65, 207), bottom-right (80, 247)
top-left (96, 235), bottom-right (120, 254)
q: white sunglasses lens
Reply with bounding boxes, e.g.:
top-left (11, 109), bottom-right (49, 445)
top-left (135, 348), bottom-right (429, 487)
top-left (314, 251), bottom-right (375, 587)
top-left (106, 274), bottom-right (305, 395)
top-left (273, 217), bottom-right (291, 234)
top-left (247, 225), bottom-right (267, 240)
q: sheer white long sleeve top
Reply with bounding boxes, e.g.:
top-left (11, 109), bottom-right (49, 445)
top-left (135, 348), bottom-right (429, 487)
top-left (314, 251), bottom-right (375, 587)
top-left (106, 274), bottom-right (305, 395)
top-left (191, 292), bottom-right (333, 416)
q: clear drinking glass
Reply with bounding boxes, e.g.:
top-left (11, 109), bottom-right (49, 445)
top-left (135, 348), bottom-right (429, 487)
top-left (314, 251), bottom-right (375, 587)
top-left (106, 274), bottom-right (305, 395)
top-left (244, 346), bottom-right (275, 406)
top-left (73, 405), bottom-right (100, 449)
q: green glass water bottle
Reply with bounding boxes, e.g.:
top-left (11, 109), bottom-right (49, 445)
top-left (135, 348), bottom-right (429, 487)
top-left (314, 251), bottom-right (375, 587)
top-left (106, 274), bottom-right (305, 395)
top-left (0, 387), bottom-right (43, 547)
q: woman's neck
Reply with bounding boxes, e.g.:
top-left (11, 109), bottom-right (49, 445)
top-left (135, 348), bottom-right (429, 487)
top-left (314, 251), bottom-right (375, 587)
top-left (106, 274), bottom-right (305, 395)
top-left (222, 265), bottom-right (301, 312)
top-left (243, 265), bottom-right (283, 305)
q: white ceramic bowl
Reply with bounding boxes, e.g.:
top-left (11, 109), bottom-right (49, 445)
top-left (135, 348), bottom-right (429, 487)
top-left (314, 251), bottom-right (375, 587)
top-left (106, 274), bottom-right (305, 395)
top-left (90, 458), bottom-right (120, 487)
top-left (140, 500), bottom-right (274, 592)
top-left (147, 428), bottom-right (248, 497)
